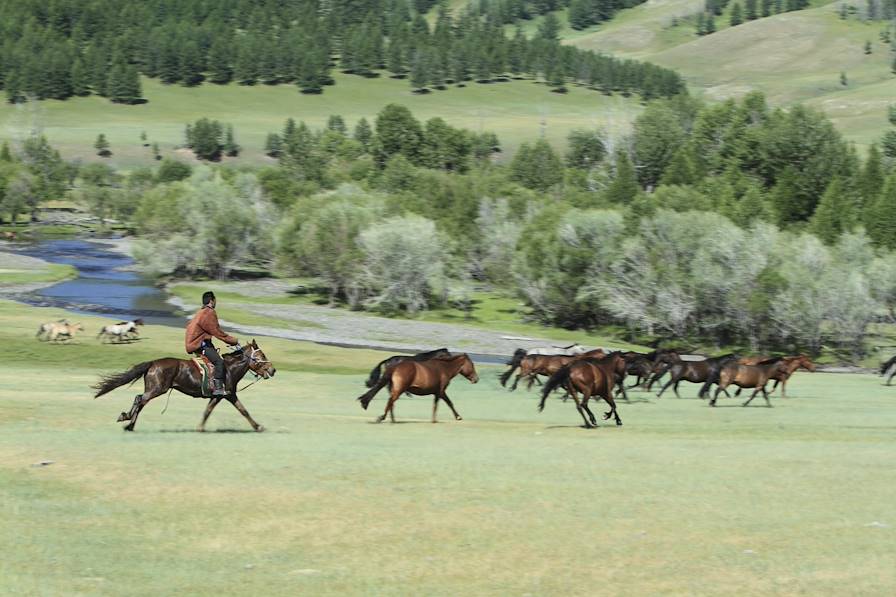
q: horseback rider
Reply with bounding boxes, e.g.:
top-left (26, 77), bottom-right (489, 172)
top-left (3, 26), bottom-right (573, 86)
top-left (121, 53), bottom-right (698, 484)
top-left (185, 291), bottom-right (239, 396)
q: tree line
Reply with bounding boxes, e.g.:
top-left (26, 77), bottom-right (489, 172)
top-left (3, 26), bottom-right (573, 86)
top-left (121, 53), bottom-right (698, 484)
top-left (5, 94), bottom-right (896, 358)
top-left (0, 0), bottom-right (685, 102)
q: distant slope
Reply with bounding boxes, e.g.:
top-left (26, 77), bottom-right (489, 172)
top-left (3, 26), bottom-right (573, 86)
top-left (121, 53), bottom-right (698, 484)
top-left (566, 1), bottom-right (893, 148)
top-left (0, 72), bottom-right (641, 167)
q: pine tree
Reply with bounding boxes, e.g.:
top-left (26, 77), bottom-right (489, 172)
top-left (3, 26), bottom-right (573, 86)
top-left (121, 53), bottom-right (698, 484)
top-left (5, 70), bottom-right (24, 103)
top-left (706, 15), bottom-right (716, 34)
top-left (71, 59), bottom-right (90, 96)
top-left (660, 148), bottom-right (697, 186)
top-left (696, 12), bottom-right (706, 35)
top-left (867, 174), bottom-right (896, 249)
top-left (761, 0), bottom-right (772, 16)
top-left (95, 134), bottom-right (111, 157)
top-left (605, 149), bottom-right (640, 204)
top-left (387, 38), bottom-right (405, 77)
top-left (224, 125), bottom-right (239, 157)
top-left (745, 0), bottom-right (758, 19)
top-left (859, 144), bottom-right (885, 209)
top-left (327, 115), bottom-right (347, 135)
top-left (810, 177), bottom-right (852, 243)
top-left (208, 37), bottom-right (234, 84)
top-left (264, 133), bottom-right (282, 157)
top-left (734, 187), bottom-right (774, 226)
top-left (730, 2), bottom-right (744, 26)
top-left (180, 42), bottom-right (204, 86)
top-left (410, 50), bottom-right (428, 92)
top-left (354, 118), bottom-right (373, 150)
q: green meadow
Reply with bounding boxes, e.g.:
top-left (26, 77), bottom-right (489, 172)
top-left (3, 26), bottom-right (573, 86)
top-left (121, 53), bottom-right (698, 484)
top-left (0, 72), bottom-right (641, 168)
top-left (1, 299), bottom-right (894, 595)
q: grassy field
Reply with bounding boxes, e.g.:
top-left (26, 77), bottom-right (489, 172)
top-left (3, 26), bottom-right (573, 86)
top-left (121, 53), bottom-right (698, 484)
top-left (0, 251), bottom-right (77, 288)
top-left (1, 299), bottom-right (895, 594)
top-left (565, 0), bottom-right (895, 150)
top-left (0, 72), bottom-right (641, 169)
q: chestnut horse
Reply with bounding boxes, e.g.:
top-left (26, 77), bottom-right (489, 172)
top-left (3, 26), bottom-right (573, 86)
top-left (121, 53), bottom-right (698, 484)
top-left (734, 354), bottom-right (815, 398)
top-left (711, 359), bottom-right (789, 407)
top-left (93, 340), bottom-right (276, 431)
top-left (365, 347), bottom-right (450, 388)
top-left (538, 353), bottom-right (624, 428)
top-left (357, 353), bottom-right (479, 423)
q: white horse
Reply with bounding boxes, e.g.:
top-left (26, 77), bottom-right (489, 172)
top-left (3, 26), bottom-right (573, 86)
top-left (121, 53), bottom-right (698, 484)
top-left (97, 319), bottom-right (144, 343)
top-left (37, 321), bottom-right (84, 342)
top-left (525, 343), bottom-right (587, 356)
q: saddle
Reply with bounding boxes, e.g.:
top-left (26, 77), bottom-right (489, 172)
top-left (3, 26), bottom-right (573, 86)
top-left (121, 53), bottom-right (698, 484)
top-left (191, 355), bottom-right (214, 397)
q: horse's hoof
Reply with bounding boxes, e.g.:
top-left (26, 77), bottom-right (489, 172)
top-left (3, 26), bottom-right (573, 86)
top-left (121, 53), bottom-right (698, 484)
top-left (123, 426), bottom-right (134, 432)
top-left (255, 425), bottom-right (265, 432)
top-left (616, 421), bottom-right (623, 426)
top-left (455, 415), bottom-right (462, 421)
top-left (196, 427), bottom-right (205, 433)
top-left (116, 413), bottom-right (128, 422)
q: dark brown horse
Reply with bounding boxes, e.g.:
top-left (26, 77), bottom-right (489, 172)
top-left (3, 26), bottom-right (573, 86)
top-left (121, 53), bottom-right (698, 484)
top-left (505, 349), bottom-right (606, 392)
top-left (880, 354), bottom-right (896, 385)
top-left (734, 354), bottom-right (815, 398)
top-left (357, 353), bottom-right (479, 423)
top-left (621, 352), bottom-right (655, 389)
top-left (711, 359), bottom-right (789, 407)
top-left (93, 340), bottom-right (276, 431)
top-left (538, 353), bottom-right (624, 428)
top-left (655, 353), bottom-right (739, 399)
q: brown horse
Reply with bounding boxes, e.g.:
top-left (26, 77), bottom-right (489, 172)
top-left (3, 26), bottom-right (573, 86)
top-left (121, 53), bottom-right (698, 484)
top-left (538, 353), bottom-right (624, 428)
top-left (93, 340), bottom-right (275, 431)
top-left (711, 359), bottom-right (789, 407)
top-left (506, 349), bottom-right (606, 391)
top-left (734, 355), bottom-right (815, 398)
top-left (357, 353), bottom-right (479, 423)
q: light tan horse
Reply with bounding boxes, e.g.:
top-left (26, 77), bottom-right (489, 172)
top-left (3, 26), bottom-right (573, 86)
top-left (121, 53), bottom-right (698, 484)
top-left (357, 353), bottom-right (479, 423)
top-left (37, 320), bottom-right (84, 342)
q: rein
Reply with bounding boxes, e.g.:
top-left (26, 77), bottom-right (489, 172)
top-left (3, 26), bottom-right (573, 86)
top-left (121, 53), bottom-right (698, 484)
top-left (234, 345), bottom-right (270, 392)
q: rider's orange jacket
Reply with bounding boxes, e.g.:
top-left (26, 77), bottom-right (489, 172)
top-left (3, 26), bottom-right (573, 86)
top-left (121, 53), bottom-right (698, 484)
top-left (185, 305), bottom-right (238, 353)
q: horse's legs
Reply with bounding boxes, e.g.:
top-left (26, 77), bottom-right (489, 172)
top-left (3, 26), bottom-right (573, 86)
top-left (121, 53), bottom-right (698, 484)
top-left (431, 395), bottom-right (439, 423)
top-left (197, 397), bottom-right (223, 432)
top-left (888, 369), bottom-right (896, 386)
top-left (761, 384), bottom-right (772, 407)
top-left (616, 380), bottom-right (630, 402)
top-left (603, 394), bottom-right (622, 426)
top-left (572, 388), bottom-right (593, 428)
top-left (742, 387), bottom-right (759, 407)
top-left (510, 373), bottom-right (522, 391)
top-left (439, 392), bottom-right (463, 421)
top-left (734, 387), bottom-right (742, 397)
top-left (673, 380), bottom-right (681, 399)
top-left (656, 377), bottom-right (674, 398)
top-left (378, 386), bottom-right (402, 423)
top-left (226, 396), bottom-right (265, 431)
top-left (710, 383), bottom-right (727, 407)
top-left (121, 389), bottom-right (165, 431)
top-left (580, 390), bottom-right (598, 427)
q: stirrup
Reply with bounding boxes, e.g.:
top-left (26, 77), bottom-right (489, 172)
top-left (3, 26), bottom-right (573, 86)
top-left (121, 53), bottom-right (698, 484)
top-left (211, 380), bottom-right (227, 397)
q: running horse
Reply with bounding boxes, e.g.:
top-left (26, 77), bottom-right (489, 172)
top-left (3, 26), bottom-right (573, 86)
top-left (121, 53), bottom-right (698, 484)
top-left (711, 358), bottom-right (789, 407)
top-left (97, 319), bottom-right (145, 343)
top-left (92, 340), bottom-right (275, 431)
top-left (365, 347), bottom-right (450, 388)
top-left (499, 344), bottom-right (586, 387)
top-left (503, 348), bottom-right (606, 392)
top-left (880, 354), bottom-right (896, 386)
top-left (538, 352), bottom-right (625, 428)
top-left (734, 354), bottom-right (815, 398)
top-left (357, 353), bottom-right (479, 423)
top-left (655, 353), bottom-right (739, 399)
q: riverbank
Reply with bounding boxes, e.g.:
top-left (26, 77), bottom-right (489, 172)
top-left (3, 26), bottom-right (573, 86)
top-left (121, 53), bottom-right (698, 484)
top-left (0, 248), bottom-right (77, 295)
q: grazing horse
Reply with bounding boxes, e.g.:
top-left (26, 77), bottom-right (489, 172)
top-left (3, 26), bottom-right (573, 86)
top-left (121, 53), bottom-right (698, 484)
top-left (538, 353), bottom-right (624, 428)
top-left (734, 355), bottom-right (815, 398)
top-left (506, 349), bottom-right (606, 392)
top-left (37, 320), bottom-right (84, 342)
top-left (365, 347), bottom-right (450, 388)
top-left (880, 355), bottom-right (896, 386)
top-left (655, 353), bottom-right (739, 399)
top-left (92, 340), bottom-right (275, 431)
top-left (357, 353), bottom-right (478, 423)
top-left (97, 319), bottom-right (145, 343)
top-left (711, 359), bottom-right (789, 407)
top-left (499, 343), bottom-right (586, 387)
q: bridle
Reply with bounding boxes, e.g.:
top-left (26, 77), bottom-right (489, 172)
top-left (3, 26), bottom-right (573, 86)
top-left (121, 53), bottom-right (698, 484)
top-left (235, 345), bottom-right (273, 391)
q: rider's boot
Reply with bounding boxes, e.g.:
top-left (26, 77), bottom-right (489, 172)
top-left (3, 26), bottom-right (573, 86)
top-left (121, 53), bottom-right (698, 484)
top-left (211, 379), bottom-right (227, 397)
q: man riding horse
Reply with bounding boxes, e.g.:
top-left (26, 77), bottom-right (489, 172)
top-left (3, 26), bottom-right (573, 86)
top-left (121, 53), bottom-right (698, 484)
top-left (185, 291), bottom-right (239, 397)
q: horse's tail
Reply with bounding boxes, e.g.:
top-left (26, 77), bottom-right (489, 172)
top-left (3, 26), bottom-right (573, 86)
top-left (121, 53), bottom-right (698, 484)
top-left (365, 358), bottom-right (390, 388)
top-left (96, 327), bottom-right (106, 339)
top-left (358, 368), bottom-right (391, 410)
top-left (539, 365), bottom-right (572, 410)
top-left (93, 361), bottom-right (153, 398)
top-left (500, 349), bottom-right (526, 387)
top-left (35, 325), bottom-right (44, 338)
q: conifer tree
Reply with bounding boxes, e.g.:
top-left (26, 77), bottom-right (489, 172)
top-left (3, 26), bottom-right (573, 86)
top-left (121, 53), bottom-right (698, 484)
top-left (660, 148), bottom-right (697, 186)
top-left (264, 133), bottom-right (282, 157)
top-left (95, 134), bottom-right (111, 157)
top-left (745, 0), bottom-right (758, 19)
top-left (605, 149), bottom-right (640, 204)
top-left (734, 187), bottom-right (774, 226)
top-left (706, 15), bottom-right (717, 34)
top-left (761, 0), bottom-right (772, 16)
top-left (327, 115), bottom-right (347, 135)
top-left (71, 59), bottom-right (90, 96)
top-left (859, 144), bottom-right (885, 208)
top-left (208, 37), bottom-right (234, 84)
top-left (224, 125), bottom-right (240, 157)
top-left (867, 174), bottom-right (896, 248)
top-left (810, 177), bottom-right (852, 243)
top-left (410, 50), bottom-right (429, 91)
top-left (730, 2), bottom-right (744, 26)
top-left (0, 142), bottom-right (13, 162)
top-left (354, 118), bottom-right (373, 150)
top-left (180, 42), bottom-right (204, 86)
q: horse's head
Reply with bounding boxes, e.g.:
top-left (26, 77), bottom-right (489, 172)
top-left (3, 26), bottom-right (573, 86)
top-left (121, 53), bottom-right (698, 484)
top-left (134, 318), bottom-right (145, 326)
top-left (460, 354), bottom-right (479, 384)
top-left (245, 339), bottom-right (276, 379)
top-left (795, 354), bottom-right (816, 372)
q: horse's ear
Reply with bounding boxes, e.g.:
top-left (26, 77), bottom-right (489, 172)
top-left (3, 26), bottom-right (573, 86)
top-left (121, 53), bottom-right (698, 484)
top-left (251, 339), bottom-right (257, 346)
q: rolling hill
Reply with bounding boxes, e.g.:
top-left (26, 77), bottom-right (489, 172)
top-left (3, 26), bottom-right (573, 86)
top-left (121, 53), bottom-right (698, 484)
top-left (564, 0), bottom-right (894, 149)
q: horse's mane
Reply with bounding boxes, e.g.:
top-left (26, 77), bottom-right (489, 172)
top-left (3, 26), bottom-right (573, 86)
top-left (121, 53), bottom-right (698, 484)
top-left (756, 356), bottom-right (784, 365)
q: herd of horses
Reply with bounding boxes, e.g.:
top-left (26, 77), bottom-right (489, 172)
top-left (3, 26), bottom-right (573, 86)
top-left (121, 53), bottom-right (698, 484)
top-left (36, 318), bottom-right (144, 343)
top-left (356, 344), bottom-right (818, 428)
top-left (89, 335), bottom-right (892, 432)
